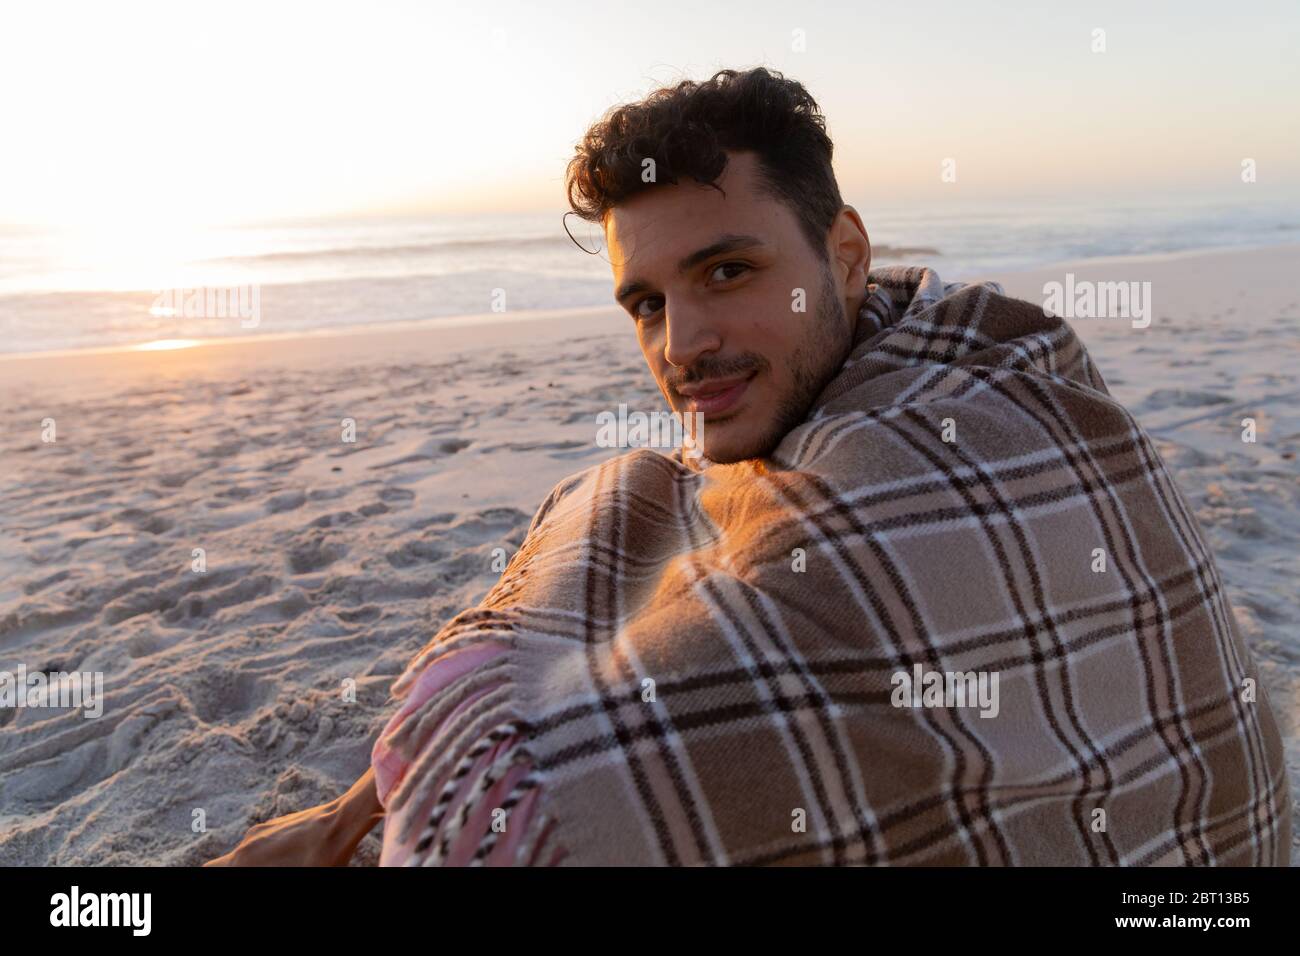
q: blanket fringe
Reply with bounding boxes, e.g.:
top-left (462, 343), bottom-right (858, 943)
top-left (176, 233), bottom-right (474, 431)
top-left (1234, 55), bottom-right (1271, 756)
top-left (425, 739), bottom-right (533, 865)
top-left (404, 716), bottom-right (518, 853)
top-left (514, 810), bottom-right (554, 867)
top-left (391, 611), bottom-right (520, 698)
top-left (387, 653), bottom-right (514, 760)
top-left (469, 763), bottom-right (544, 865)
top-left (388, 681), bottom-right (514, 825)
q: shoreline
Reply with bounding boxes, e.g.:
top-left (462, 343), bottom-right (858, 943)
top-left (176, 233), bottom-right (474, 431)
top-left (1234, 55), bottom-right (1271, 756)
top-left (981, 238), bottom-right (1300, 277)
top-left (0, 303), bottom-right (624, 363)
top-left (2, 240), bottom-right (1296, 376)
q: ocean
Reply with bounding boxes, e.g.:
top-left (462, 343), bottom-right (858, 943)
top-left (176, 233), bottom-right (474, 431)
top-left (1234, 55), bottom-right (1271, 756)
top-left (1, 194), bottom-right (1296, 355)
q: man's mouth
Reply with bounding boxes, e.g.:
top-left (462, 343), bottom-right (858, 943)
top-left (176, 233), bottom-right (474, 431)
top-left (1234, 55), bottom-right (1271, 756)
top-left (677, 372), bottom-right (756, 417)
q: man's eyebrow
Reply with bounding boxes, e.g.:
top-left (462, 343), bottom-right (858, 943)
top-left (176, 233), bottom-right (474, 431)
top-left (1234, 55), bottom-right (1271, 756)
top-left (614, 233), bottom-right (767, 305)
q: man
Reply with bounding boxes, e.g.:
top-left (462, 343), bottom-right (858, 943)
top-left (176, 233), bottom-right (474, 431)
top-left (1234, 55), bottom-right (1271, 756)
top-left (209, 67), bottom-right (1290, 866)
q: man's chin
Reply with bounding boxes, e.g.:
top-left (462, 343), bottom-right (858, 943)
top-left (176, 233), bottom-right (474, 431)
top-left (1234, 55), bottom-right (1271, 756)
top-left (696, 420), bottom-right (782, 465)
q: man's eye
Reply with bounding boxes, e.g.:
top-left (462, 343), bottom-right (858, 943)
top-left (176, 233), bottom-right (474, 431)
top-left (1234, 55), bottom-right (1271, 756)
top-left (634, 296), bottom-right (664, 320)
top-left (632, 263), bottom-right (750, 320)
top-left (709, 261), bottom-right (751, 282)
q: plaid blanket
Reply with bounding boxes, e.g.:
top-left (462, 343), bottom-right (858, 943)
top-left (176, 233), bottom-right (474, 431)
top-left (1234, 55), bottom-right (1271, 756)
top-left (377, 266), bottom-right (1291, 865)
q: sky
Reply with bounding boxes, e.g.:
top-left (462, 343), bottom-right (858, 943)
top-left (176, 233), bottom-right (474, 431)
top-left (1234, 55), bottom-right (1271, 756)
top-left (1, 0), bottom-right (1296, 228)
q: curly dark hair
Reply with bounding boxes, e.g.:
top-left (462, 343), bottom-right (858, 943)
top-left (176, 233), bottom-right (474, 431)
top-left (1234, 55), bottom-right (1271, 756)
top-left (565, 67), bottom-right (843, 263)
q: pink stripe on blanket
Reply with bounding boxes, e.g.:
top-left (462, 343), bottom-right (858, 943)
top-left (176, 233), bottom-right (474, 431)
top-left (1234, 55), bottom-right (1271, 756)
top-left (372, 642), bottom-right (552, 865)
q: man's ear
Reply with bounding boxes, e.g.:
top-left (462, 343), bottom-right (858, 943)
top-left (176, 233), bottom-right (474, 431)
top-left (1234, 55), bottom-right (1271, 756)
top-left (833, 204), bottom-right (871, 292)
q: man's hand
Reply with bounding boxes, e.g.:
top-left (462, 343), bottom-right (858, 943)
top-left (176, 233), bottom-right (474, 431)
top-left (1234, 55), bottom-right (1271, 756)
top-left (204, 768), bottom-right (383, 867)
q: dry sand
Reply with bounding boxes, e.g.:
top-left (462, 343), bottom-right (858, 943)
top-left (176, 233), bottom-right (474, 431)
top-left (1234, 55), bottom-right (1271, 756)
top-left (1, 244), bottom-right (1296, 865)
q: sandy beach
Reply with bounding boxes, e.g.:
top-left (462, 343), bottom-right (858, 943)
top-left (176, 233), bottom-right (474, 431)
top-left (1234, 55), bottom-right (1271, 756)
top-left (2, 243), bottom-right (1297, 866)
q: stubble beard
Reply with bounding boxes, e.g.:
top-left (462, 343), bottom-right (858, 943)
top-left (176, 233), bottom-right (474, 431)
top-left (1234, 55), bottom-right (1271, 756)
top-left (709, 261), bottom-right (850, 464)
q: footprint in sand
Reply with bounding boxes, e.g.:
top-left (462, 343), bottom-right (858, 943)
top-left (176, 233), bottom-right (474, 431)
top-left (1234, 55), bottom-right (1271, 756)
top-left (310, 510), bottom-right (360, 529)
top-left (114, 508), bottom-right (174, 535)
top-left (384, 537), bottom-right (449, 568)
top-left (286, 533), bottom-right (345, 574)
top-left (379, 486), bottom-right (416, 504)
top-left (266, 489), bottom-right (307, 513)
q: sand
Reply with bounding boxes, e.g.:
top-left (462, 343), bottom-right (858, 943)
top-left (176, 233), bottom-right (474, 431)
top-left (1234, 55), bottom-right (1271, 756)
top-left (1, 244), bottom-right (1296, 865)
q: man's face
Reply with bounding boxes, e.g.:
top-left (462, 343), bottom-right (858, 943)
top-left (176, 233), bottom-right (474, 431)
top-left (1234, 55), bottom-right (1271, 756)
top-left (606, 151), bottom-right (865, 464)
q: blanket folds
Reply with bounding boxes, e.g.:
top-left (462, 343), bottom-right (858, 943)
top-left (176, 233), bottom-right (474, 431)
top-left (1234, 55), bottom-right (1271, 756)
top-left (374, 266), bottom-right (1291, 866)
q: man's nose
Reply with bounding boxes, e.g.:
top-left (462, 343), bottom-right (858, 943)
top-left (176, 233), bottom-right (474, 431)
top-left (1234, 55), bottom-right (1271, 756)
top-left (662, 299), bottom-right (723, 371)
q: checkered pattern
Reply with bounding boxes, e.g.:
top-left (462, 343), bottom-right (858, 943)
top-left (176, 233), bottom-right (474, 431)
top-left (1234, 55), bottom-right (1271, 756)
top-left (378, 266), bottom-right (1291, 866)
